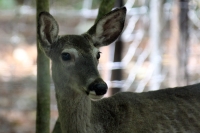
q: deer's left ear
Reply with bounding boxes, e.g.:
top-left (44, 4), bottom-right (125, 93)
top-left (38, 12), bottom-right (59, 54)
top-left (87, 7), bottom-right (126, 47)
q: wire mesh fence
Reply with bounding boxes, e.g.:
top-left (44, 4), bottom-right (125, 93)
top-left (0, 0), bottom-right (200, 132)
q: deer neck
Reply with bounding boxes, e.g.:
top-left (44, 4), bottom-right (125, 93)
top-left (55, 85), bottom-right (93, 133)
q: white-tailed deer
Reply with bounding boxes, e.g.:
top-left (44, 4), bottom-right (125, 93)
top-left (38, 7), bottom-right (200, 133)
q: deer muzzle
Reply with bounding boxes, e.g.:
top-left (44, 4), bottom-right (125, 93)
top-left (88, 78), bottom-right (108, 96)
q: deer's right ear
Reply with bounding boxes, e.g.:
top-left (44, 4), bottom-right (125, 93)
top-left (38, 12), bottom-right (59, 53)
top-left (86, 7), bottom-right (126, 47)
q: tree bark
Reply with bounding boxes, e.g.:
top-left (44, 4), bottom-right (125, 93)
top-left (177, 0), bottom-right (189, 86)
top-left (36, 0), bottom-right (50, 133)
top-left (149, 0), bottom-right (164, 91)
top-left (110, 0), bottom-right (124, 95)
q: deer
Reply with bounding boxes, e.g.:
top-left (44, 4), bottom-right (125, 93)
top-left (38, 7), bottom-right (200, 133)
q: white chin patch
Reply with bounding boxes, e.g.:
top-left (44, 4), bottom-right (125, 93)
top-left (89, 91), bottom-right (104, 101)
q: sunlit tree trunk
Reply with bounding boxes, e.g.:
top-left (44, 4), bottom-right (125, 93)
top-left (168, 1), bottom-right (179, 88)
top-left (36, 0), bottom-right (50, 133)
top-left (149, 0), bottom-right (164, 91)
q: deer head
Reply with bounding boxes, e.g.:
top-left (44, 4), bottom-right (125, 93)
top-left (38, 7), bottom-right (126, 100)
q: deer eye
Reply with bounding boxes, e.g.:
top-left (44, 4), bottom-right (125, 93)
top-left (97, 52), bottom-right (101, 60)
top-left (61, 53), bottom-right (71, 61)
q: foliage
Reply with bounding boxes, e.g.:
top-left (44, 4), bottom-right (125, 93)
top-left (0, 0), bottom-right (15, 9)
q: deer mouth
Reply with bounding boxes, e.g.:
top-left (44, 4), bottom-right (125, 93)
top-left (88, 91), bottom-right (104, 100)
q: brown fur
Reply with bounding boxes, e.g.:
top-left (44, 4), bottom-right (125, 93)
top-left (38, 7), bottom-right (200, 133)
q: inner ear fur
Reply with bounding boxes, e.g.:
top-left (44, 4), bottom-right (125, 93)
top-left (38, 12), bottom-right (59, 53)
top-left (87, 7), bottom-right (126, 47)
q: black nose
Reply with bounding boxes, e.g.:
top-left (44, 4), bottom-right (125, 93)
top-left (93, 83), bottom-right (108, 95)
top-left (89, 81), bottom-right (108, 95)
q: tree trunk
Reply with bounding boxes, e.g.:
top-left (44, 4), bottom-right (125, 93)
top-left (149, 0), bottom-right (164, 91)
top-left (110, 0), bottom-right (124, 95)
top-left (36, 0), bottom-right (50, 133)
top-left (177, 0), bottom-right (189, 86)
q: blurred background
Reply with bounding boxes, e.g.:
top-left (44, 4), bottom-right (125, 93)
top-left (0, 0), bottom-right (200, 132)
